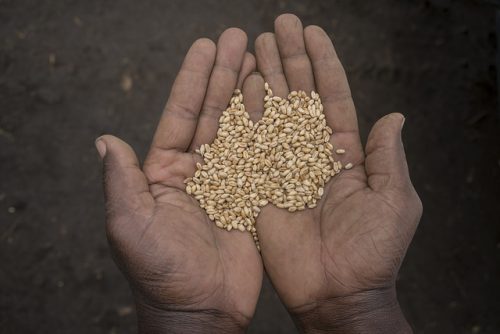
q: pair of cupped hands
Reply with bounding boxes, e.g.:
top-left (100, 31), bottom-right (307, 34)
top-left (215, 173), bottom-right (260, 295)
top-left (95, 14), bottom-right (422, 334)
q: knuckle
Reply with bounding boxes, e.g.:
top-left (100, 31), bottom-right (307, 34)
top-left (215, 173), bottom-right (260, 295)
top-left (143, 162), bottom-right (169, 184)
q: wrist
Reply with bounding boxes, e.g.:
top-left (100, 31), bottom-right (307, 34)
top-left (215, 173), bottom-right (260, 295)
top-left (290, 287), bottom-right (412, 334)
top-left (135, 299), bottom-right (246, 334)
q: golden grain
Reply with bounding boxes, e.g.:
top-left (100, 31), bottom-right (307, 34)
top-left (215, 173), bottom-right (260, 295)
top-left (185, 84), bottom-right (343, 250)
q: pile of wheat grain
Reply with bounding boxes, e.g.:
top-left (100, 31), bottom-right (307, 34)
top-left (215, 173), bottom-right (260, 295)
top-left (185, 83), bottom-right (348, 250)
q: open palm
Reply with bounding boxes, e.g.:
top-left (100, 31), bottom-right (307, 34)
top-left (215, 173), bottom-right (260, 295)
top-left (245, 14), bottom-right (422, 326)
top-left (97, 29), bottom-right (262, 331)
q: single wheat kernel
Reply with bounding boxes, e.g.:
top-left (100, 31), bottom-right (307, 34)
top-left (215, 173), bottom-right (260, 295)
top-left (336, 148), bottom-right (346, 154)
top-left (344, 162), bottom-right (353, 170)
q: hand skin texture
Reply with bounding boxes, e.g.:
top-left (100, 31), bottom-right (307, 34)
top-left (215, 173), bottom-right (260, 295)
top-left (96, 28), bottom-right (263, 333)
top-left (96, 14), bottom-right (422, 334)
top-left (242, 14), bottom-right (422, 333)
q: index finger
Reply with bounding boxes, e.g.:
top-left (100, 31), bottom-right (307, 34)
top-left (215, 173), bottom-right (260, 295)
top-left (149, 38), bottom-right (216, 153)
top-left (189, 28), bottom-right (248, 151)
top-left (304, 26), bottom-right (358, 134)
top-left (304, 25), bottom-right (364, 161)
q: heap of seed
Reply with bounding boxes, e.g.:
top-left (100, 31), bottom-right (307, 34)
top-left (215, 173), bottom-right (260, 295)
top-left (251, 83), bottom-right (342, 212)
top-left (185, 84), bottom-right (346, 250)
top-left (185, 90), bottom-right (262, 247)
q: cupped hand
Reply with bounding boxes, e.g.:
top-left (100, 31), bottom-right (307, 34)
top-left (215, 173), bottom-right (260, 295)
top-left (246, 14), bottom-right (422, 332)
top-left (96, 28), bottom-right (262, 333)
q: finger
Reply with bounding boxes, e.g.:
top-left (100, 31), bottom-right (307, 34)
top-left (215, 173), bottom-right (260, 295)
top-left (255, 32), bottom-right (289, 97)
top-left (236, 52), bottom-right (256, 89)
top-left (304, 25), bottom-right (357, 132)
top-left (189, 28), bottom-right (248, 150)
top-left (364, 113), bottom-right (411, 192)
top-left (274, 14), bottom-right (315, 93)
top-left (149, 38), bottom-right (216, 153)
top-left (304, 25), bottom-right (364, 163)
top-left (96, 135), bottom-right (154, 222)
top-left (242, 72), bottom-right (265, 122)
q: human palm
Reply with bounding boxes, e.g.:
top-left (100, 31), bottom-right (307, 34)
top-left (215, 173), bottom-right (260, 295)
top-left (97, 13), bottom-right (422, 333)
top-left (97, 29), bottom-right (262, 330)
top-left (249, 14), bottom-right (422, 322)
top-left (259, 166), bottom-right (420, 311)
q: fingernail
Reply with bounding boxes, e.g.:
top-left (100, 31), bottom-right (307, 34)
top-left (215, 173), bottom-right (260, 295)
top-left (95, 137), bottom-right (107, 159)
top-left (401, 116), bottom-right (406, 130)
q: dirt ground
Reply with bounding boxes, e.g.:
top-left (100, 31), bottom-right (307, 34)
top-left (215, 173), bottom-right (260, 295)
top-left (1, 0), bottom-right (499, 333)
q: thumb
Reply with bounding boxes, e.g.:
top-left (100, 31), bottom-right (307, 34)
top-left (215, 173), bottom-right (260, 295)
top-left (95, 135), bottom-right (154, 221)
top-left (364, 113), bottom-right (411, 192)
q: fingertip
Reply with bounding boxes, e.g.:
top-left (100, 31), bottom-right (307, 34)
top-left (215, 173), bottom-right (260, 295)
top-left (219, 27), bottom-right (248, 46)
top-left (365, 113), bottom-right (406, 155)
top-left (390, 112), bottom-right (406, 129)
top-left (185, 38), bottom-right (217, 72)
top-left (304, 24), bottom-right (326, 36)
top-left (95, 135), bottom-right (139, 166)
top-left (95, 134), bottom-right (124, 154)
top-left (188, 28), bottom-right (248, 150)
top-left (250, 71), bottom-right (264, 79)
top-left (380, 113), bottom-right (405, 130)
top-left (305, 25), bottom-right (335, 47)
top-left (242, 72), bottom-right (266, 122)
top-left (385, 112), bottom-right (405, 120)
top-left (255, 32), bottom-right (275, 50)
top-left (192, 37), bottom-right (216, 48)
top-left (95, 136), bottom-right (107, 159)
top-left (273, 13), bottom-right (315, 94)
top-left (241, 52), bottom-right (256, 75)
top-left (95, 134), bottom-right (124, 148)
top-left (254, 32), bottom-right (289, 97)
top-left (243, 72), bottom-right (265, 91)
top-left (274, 13), bottom-right (302, 30)
top-left (304, 25), bottom-right (335, 48)
top-left (365, 113), bottom-right (413, 193)
top-left (191, 37), bottom-right (216, 56)
top-left (245, 52), bottom-right (256, 70)
top-left (215, 27), bottom-right (248, 70)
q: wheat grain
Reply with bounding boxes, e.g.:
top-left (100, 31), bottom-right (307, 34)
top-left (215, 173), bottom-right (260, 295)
top-left (185, 84), bottom-right (343, 251)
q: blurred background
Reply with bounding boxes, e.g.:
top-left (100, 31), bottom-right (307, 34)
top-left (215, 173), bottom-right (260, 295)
top-left (1, 0), bottom-right (499, 333)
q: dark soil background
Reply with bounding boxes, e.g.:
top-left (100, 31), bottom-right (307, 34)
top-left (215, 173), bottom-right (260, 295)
top-left (1, 0), bottom-right (499, 333)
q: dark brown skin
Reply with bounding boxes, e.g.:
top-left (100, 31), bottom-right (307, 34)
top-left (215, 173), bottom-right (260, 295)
top-left (96, 29), bottom-right (263, 333)
top-left (248, 14), bottom-right (422, 333)
top-left (96, 14), bottom-right (422, 334)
